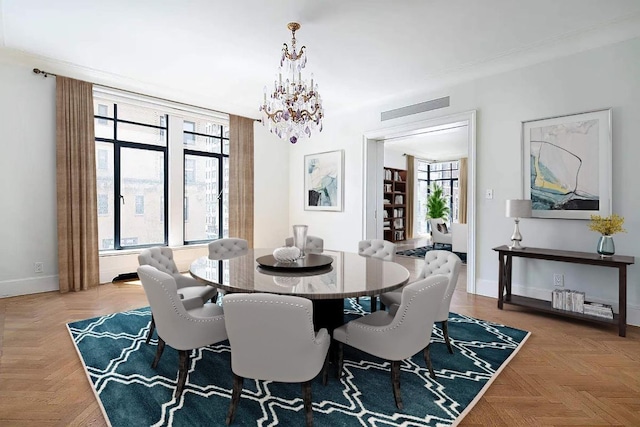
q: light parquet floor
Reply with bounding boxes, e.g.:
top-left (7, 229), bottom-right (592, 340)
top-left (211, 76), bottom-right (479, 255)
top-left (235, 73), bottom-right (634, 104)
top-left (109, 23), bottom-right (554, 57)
top-left (1, 255), bottom-right (639, 426)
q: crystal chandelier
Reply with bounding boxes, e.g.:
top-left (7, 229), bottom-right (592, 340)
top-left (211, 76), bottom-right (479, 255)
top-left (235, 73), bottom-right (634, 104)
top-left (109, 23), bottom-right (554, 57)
top-left (260, 22), bottom-right (324, 144)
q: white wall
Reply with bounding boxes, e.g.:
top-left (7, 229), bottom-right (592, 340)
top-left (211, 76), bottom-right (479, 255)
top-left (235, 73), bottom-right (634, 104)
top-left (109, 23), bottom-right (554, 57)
top-left (0, 61), bottom-right (59, 296)
top-left (284, 37), bottom-right (640, 325)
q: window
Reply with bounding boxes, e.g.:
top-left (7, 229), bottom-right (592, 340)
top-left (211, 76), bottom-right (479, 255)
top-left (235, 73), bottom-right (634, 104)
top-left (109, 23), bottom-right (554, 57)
top-left (94, 89), bottom-right (229, 251)
top-left (98, 194), bottom-right (109, 215)
top-left (183, 119), bottom-right (229, 243)
top-left (97, 149), bottom-right (108, 170)
top-left (94, 94), bottom-right (167, 250)
top-left (417, 160), bottom-right (459, 235)
top-left (135, 195), bottom-right (145, 215)
top-left (183, 121), bottom-right (195, 145)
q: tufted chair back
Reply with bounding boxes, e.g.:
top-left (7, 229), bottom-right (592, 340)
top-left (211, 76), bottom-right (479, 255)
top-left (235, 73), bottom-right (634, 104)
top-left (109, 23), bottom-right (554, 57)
top-left (223, 293), bottom-right (330, 383)
top-left (358, 239), bottom-right (397, 261)
top-left (284, 235), bottom-right (324, 253)
top-left (208, 238), bottom-right (249, 260)
top-left (417, 250), bottom-right (462, 321)
top-left (138, 247), bottom-right (180, 276)
top-left (333, 275), bottom-right (447, 361)
top-left (137, 265), bottom-right (227, 351)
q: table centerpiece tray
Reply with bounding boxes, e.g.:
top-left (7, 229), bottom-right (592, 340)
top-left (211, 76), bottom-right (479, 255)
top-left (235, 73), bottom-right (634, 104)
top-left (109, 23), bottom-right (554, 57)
top-left (256, 253), bottom-right (333, 271)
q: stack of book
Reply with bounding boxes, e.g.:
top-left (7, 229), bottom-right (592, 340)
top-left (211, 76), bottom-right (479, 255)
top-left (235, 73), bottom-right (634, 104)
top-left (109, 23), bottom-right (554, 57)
top-left (551, 289), bottom-right (585, 313)
top-left (583, 302), bottom-right (614, 319)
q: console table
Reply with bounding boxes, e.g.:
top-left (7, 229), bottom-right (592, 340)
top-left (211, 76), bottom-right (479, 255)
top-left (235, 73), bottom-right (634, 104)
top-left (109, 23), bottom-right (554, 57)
top-left (493, 245), bottom-right (635, 337)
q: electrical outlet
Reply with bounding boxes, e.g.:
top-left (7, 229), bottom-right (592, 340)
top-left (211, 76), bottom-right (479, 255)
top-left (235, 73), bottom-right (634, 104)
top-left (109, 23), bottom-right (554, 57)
top-left (34, 262), bottom-right (44, 274)
top-left (553, 273), bottom-right (564, 287)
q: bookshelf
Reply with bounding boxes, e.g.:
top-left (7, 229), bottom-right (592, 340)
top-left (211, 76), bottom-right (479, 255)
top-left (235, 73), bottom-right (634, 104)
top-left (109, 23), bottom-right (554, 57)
top-left (383, 167), bottom-right (407, 242)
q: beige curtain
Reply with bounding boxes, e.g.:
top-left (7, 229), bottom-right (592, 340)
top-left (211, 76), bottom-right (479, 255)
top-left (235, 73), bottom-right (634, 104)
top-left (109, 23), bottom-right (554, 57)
top-left (405, 155), bottom-right (415, 239)
top-left (229, 115), bottom-right (254, 247)
top-left (458, 157), bottom-right (468, 224)
top-left (56, 77), bottom-right (99, 293)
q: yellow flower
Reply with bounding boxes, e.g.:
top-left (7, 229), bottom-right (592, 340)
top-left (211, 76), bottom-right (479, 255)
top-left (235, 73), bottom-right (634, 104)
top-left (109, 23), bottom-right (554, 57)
top-left (588, 214), bottom-right (626, 236)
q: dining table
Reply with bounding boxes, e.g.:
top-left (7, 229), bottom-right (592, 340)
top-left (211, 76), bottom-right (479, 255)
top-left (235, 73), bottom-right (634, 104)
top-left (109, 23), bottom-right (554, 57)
top-left (189, 248), bottom-right (410, 332)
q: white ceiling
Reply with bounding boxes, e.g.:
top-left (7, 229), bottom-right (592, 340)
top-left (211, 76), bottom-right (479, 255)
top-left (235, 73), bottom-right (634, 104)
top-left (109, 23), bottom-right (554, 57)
top-left (2, 0), bottom-right (640, 119)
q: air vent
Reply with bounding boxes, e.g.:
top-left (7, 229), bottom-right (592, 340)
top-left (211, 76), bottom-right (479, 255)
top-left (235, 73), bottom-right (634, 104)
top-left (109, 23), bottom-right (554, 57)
top-left (381, 96), bottom-right (450, 121)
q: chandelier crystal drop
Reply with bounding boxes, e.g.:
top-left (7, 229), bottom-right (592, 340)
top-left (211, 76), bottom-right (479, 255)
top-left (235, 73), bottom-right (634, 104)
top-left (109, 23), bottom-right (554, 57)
top-left (259, 22), bottom-right (324, 144)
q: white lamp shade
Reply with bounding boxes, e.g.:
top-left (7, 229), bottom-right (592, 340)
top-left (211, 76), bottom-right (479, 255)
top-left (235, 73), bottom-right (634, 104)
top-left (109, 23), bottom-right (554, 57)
top-left (506, 199), bottom-right (532, 218)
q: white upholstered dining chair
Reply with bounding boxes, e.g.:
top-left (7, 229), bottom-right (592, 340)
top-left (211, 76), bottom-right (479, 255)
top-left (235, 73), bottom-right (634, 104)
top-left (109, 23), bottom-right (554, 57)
top-left (223, 293), bottom-right (330, 427)
top-left (138, 246), bottom-right (218, 343)
top-left (380, 250), bottom-right (462, 354)
top-left (357, 239), bottom-right (397, 312)
top-left (333, 275), bottom-right (448, 409)
top-left (137, 265), bottom-right (227, 399)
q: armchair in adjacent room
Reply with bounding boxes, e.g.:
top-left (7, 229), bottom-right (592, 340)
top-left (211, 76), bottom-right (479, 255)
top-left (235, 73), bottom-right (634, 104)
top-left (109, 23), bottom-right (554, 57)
top-left (429, 218), bottom-right (452, 249)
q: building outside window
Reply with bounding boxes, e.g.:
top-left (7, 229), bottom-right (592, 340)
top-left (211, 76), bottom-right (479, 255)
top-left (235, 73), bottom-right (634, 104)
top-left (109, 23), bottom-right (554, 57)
top-left (183, 121), bottom-right (196, 145)
top-left (98, 194), bottom-right (109, 215)
top-left (135, 195), bottom-right (145, 215)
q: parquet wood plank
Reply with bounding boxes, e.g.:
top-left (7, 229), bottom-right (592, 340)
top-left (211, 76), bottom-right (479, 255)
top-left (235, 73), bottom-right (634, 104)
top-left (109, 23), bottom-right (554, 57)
top-left (0, 256), bottom-right (639, 426)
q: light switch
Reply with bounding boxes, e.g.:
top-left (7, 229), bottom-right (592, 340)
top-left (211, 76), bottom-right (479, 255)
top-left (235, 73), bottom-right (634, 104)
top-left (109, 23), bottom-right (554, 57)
top-left (485, 189), bottom-right (494, 199)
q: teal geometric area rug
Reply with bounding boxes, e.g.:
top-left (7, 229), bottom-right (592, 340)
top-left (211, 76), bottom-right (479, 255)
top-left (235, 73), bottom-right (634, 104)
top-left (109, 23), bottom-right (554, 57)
top-left (396, 245), bottom-right (467, 264)
top-left (67, 299), bottom-right (529, 427)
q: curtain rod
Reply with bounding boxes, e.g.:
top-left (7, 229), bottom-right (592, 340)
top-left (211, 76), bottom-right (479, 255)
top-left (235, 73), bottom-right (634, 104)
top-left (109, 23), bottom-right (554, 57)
top-left (32, 68), bottom-right (261, 122)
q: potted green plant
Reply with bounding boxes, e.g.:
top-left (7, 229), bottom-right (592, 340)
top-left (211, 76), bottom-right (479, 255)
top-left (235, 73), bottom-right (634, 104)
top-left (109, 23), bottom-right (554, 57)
top-left (426, 183), bottom-right (450, 225)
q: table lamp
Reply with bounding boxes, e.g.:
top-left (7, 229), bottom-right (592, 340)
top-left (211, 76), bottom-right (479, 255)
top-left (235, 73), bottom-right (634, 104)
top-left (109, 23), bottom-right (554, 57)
top-left (505, 199), bottom-right (532, 250)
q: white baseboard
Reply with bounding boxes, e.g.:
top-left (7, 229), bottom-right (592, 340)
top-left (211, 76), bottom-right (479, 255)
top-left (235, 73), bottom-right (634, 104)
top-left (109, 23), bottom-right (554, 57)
top-left (0, 275), bottom-right (59, 298)
top-left (475, 279), bottom-right (640, 327)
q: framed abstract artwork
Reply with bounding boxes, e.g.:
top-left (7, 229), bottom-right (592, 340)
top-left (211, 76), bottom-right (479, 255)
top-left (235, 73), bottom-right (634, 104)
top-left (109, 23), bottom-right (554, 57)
top-left (522, 109), bottom-right (612, 219)
top-left (304, 150), bottom-right (343, 211)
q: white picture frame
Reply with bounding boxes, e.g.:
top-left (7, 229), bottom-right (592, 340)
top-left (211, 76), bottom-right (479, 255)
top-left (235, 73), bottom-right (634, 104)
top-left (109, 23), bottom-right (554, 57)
top-left (304, 150), bottom-right (344, 211)
top-left (522, 108), bottom-right (612, 219)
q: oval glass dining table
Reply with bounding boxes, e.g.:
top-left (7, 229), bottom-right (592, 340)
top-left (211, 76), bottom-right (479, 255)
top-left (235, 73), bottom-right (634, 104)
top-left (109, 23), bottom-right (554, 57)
top-left (190, 248), bottom-right (410, 331)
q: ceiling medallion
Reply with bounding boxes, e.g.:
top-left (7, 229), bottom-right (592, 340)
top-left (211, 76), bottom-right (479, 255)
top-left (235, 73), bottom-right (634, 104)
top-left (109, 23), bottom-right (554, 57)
top-left (259, 22), bottom-right (324, 144)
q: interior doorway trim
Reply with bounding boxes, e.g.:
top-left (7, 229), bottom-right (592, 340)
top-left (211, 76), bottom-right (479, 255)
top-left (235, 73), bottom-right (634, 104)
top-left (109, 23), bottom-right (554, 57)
top-left (362, 110), bottom-right (477, 294)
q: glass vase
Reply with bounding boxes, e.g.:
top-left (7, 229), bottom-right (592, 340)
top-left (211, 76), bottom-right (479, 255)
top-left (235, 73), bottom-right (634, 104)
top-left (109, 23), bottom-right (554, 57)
top-left (292, 225), bottom-right (308, 258)
top-left (597, 235), bottom-right (615, 257)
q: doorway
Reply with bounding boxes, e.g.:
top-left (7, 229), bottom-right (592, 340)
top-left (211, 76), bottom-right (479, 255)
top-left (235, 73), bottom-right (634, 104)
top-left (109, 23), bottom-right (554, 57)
top-left (362, 111), bottom-right (477, 293)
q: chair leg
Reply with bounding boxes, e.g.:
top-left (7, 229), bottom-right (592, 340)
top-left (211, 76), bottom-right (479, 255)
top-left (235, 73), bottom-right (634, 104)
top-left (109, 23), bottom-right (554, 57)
top-left (391, 360), bottom-right (403, 410)
top-left (423, 344), bottom-right (436, 379)
top-left (151, 337), bottom-right (165, 369)
top-left (302, 380), bottom-right (314, 427)
top-left (146, 314), bottom-right (155, 344)
top-left (371, 295), bottom-right (378, 312)
top-left (226, 373), bottom-right (243, 425)
top-left (322, 351), bottom-right (329, 386)
top-left (442, 320), bottom-right (454, 354)
top-left (175, 349), bottom-right (190, 398)
top-left (336, 343), bottom-right (344, 379)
